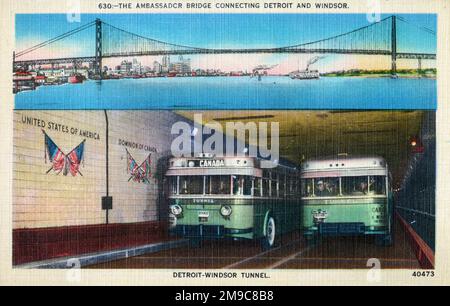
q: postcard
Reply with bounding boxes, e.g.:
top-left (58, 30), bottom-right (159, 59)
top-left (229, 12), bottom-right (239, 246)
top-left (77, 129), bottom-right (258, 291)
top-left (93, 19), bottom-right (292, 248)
top-left (1, 0), bottom-right (449, 289)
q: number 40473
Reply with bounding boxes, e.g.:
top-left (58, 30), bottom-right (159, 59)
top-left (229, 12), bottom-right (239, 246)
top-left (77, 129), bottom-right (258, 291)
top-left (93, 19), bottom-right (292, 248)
top-left (412, 271), bottom-right (435, 277)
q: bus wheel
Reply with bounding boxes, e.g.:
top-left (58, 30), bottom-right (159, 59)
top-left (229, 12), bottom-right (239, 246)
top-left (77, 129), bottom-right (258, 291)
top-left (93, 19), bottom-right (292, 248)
top-left (262, 216), bottom-right (277, 251)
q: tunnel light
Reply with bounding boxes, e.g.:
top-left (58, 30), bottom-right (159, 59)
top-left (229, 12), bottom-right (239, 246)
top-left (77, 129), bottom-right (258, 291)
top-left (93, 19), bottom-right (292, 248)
top-left (409, 136), bottom-right (424, 153)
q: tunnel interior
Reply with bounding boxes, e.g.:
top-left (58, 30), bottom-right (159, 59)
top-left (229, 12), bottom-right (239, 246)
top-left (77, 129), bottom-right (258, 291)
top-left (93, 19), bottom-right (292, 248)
top-left (176, 110), bottom-right (436, 259)
top-left (75, 110), bottom-right (437, 270)
top-left (177, 110), bottom-right (428, 188)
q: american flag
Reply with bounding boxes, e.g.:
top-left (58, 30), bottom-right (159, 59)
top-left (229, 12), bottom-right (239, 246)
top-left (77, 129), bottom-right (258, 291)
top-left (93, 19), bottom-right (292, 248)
top-left (45, 133), bottom-right (65, 173)
top-left (44, 131), bottom-right (85, 176)
top-left (67, 141), bottom-right (85, 176)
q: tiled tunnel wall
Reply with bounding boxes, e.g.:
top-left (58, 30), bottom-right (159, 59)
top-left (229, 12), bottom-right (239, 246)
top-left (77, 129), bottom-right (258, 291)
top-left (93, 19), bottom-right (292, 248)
top-left (395, 111), bottom-right (435, 251)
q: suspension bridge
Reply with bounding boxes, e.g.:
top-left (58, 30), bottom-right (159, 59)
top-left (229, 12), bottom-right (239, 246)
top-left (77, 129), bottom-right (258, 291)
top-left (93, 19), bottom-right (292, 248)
top-left (13, 15), bottom-right (436, 77)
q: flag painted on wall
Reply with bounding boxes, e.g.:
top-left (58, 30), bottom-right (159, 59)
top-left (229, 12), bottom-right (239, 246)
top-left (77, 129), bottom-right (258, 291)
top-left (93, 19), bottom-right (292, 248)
top-left (44, 130), bottom-right (85, 176)
top-left (126, 149), bottom-right (152, 184)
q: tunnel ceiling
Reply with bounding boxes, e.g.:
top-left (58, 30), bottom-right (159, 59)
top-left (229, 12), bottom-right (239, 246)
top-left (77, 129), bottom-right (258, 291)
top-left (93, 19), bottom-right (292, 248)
top-left (176, 110), bottom-right (425, 187)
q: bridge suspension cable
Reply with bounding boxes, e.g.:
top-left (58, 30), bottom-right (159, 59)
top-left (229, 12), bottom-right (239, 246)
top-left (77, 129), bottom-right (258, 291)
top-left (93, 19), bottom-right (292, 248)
top-left (396, 16), bottom-right (436, 35)
top-left (100, 16), bottom-right (396, 57)
top-left (15, 21), bottom-right (96, 58)
top-left (101, 21), bottom-right (206, 57)
top-left (283, 16), bottom-right (393, 54)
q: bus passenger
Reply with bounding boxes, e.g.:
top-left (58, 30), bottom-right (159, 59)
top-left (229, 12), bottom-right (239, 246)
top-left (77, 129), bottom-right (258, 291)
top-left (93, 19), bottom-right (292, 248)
top-left (325, 181), bottom-right (337, 195)
top-left (219, 181), bottom-right (228, 194)
top-left (233, 176), bottom-right (243, 195)
top-left (353, 180), bottom-right (368, 195)
top-left (316, 180), bottom-right (330, 196)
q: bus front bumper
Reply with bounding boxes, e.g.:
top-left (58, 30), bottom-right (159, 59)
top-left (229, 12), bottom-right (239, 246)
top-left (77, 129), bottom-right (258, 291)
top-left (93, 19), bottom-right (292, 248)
top-left (304, 223), bottom-right (389, 237)
top-left (170, 225), bottom-right (253, 239)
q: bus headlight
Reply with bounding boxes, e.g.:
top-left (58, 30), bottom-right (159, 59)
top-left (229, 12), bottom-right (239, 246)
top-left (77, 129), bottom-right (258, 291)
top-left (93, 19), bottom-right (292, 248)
top-left (170, 204), bottom-right (183, 216)
top-left (220, 205), bottom-right (232, 217)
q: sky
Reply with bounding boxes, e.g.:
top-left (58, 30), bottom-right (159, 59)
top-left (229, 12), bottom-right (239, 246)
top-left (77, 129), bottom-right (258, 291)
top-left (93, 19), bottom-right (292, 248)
top-left (15, 14), bottom-right (437, 73)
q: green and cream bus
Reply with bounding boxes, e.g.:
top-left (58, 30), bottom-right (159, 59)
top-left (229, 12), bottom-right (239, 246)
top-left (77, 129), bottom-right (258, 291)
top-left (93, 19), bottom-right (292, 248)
top-left (300, 155), bottom-right (393, 246)
top-left (167, 154), bottom-right (301, 249)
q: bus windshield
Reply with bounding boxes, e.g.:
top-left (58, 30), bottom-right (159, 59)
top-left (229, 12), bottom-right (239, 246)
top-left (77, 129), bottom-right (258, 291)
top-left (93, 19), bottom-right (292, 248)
top-left (302, 176), bottom-right (387, 197)
top-left (314, 178), bottom-right (339, 197)
top-left (232, 176), bottom-right (253, 196)
top-left (169, 172), bottom-right (300, 198)
top-left (206, 176), bottom-right (231, 195)
top-left (170, 175), bottom-right (254, 196)
top-left (179, 176), bottom-right (204, 195)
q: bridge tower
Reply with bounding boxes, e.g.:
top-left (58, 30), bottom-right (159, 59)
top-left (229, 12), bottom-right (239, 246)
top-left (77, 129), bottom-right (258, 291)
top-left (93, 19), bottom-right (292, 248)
top-left (94, 19), bottom-right (103, 79)
top-left (391, 15), bottom-right (397, 76)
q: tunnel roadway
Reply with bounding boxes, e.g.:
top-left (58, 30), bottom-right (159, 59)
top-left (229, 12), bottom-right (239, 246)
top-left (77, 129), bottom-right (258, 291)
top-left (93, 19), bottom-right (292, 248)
top-left (87, 220), bottom-right (420, 270)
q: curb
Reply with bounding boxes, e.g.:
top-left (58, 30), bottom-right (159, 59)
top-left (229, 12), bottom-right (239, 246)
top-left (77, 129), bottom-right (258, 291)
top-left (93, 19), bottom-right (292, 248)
top-left (14, 239), bottom-right (188, 269)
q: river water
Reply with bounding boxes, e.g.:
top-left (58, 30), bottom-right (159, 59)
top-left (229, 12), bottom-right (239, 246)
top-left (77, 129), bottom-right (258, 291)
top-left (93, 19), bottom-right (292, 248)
top-left (15, 76), bottom-right (437, 110)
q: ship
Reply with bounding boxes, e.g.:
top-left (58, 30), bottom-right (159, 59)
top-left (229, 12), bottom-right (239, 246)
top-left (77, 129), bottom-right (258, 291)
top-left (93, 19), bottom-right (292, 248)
top-left (68, 74), bottom-right (84, 84)
top-left (289, 56), bottom-right (324, 80)
top-left (289, 69), bottom-right (320, 80)
top-left (13, 71), bottom-right (36, 93)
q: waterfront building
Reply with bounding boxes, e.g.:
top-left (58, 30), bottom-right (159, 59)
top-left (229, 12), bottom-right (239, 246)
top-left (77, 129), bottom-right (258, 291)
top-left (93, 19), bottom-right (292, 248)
top-left (153, 61), bottom-right (162, 74)
top-left (38, 67), bottom-right (89, 79)
top-left (162, 55), bottom-right (170, 73)
top-left (170, 57), bottom-right (192, 75)
top-left (120, 60), bottom-right (133, 75)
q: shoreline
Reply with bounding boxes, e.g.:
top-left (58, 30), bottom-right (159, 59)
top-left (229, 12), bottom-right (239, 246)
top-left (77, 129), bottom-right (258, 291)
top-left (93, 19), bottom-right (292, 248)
top-left (321, 74), bottom-right (436, 79)
top-left (14, 74), bottom-right (437, 94)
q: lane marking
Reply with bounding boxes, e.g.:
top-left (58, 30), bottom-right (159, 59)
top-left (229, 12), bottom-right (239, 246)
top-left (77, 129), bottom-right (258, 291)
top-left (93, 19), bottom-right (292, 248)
top-left (223, 237), bottom-right (305, 269)
top-left (133, 256), bottom-right (269, 260)
top-left (223, 246), bottom-right (284, 269)
top-left (267, 245), bottom-right (315, 269)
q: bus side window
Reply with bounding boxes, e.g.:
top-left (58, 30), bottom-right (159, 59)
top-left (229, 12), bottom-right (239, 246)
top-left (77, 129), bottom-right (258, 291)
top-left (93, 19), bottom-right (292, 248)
top-left (302, 179), bottom-right (314, 197)
top-left (294, 178), bottom-right (300, 196)
top-left (288, 177), bottom-right (294, 197)
top-left (271, 178), bottom-right (278, 198)
top-left (254, 178), bottom-right (262, 197)
top-left (369, 176), bottom-right (386, 195)
top-left (279, 174), bottom-right (286, 197)
top-left (243, 176), bottom-right (252, 196)
top-left (232, 176), bottom-right (239, 195)
top-left (170, 176), bottom-right (178, 195)
top-left (263, 178), bottom-right (270, 197)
